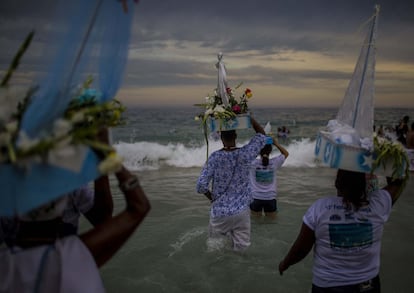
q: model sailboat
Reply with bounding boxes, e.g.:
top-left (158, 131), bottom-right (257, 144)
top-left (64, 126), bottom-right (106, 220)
top-left (315, 5), bottom-right (407, 176)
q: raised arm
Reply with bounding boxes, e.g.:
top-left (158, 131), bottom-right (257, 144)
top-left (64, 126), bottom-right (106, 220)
top-left (84, 128), bottom-right (114, 225)
top-left (250, 116), bottom-right (265, 135)
top-left (384, 177), bottom-right (405, 206)
top-left (272, 137), bottom-right (289, 158)
top-left (80, 166), bottom-right (151, 267)
top-left (83, 175), bottom-right (113, 226)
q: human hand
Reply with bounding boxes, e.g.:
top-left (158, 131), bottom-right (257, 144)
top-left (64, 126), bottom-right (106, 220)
top-left (96, 127), bottom-right (110, 144)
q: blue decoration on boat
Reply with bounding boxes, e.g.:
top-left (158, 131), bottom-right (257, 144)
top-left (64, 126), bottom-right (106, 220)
top-left (208, 113), bottom-right (251, 132)
top-left (357, 151), bottom-right (373, 172)
top-left (315, 135), bottom-right (321, 156)
top-left (323, 141), bottom-right (333, 164)
top-left (330, 145), bottom-right (342, 169)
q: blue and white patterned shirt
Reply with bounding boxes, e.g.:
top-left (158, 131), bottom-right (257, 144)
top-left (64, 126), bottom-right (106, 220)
top-left (196, 133), bottom-right (267, 218)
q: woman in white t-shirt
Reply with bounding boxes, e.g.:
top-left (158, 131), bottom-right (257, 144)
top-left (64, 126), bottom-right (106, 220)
top-left (278, 169), bottom-right (405, 293)
top-left (249, 136), bottom-right (289, 220)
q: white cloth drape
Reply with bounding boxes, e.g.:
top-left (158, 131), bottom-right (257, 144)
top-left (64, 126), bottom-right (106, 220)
top-left (216, 52), bottom-right (229, 106)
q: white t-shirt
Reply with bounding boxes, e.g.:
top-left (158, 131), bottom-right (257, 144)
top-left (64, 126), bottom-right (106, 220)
top-left (303, 189), bottom-right (392, 287)
top-left (406, 148), bottom-right (414, 171)
top-left (0, 236), bottom-right (105, 293)
top-left (249, 155), bottom-right (286, 200)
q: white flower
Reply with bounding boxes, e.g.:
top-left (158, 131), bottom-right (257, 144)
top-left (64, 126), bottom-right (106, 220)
top-left (71, 112), bottom-right (85, 123)
top-left (205, 108), bottom-right (214, 115)
top-left (17, 131), bottom-right (40, 151)
top-left (49, 145), bottom-right (76, 158)
top-left (194, 116), bottom-right (200, 121)
top-left (213, 105), bottom-right (226, 113)
top-left (0, 86), bottom-right (27, 122)
top-left (5, 121), bottom-right (18, 134)
top-left (53, 119), bottom-right (72, 138)
top-left (55, 137), bottom-right (72, 149)
top-left (0, 132), bottom-right (11, 146)
top-left (205, 96), bottom-right (214, 105)
top-left (98, 152), bottom-right (123, 174)
top-left (360, 137), bottom-right (373, 150)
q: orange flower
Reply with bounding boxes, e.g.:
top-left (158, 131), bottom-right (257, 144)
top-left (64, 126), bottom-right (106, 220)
top-left (245, 88), bottom-right (252, 98)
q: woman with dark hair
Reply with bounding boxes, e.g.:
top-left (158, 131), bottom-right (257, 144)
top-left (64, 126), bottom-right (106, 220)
top-left (249, 136), bottom-right (289, 219)
top-left (335, 169), bottom-right (368, 209)
top-left (278, 169), bottom-right (405, 293)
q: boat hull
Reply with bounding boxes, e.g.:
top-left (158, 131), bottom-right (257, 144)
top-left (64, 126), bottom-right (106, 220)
top-left (208, 113), bottom-right (251, 132)
top-left (314, 131), bottom-right (405, 176)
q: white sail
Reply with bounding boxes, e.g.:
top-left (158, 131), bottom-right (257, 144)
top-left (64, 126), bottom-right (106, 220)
top-left (336, 5), bottom-right (379, 139)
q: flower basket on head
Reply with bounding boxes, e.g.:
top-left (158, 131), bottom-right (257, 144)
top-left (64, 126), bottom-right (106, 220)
top-left (196, 84), bottom-right (253, 131)
top-left (195, 53), bottom-right (253, 158)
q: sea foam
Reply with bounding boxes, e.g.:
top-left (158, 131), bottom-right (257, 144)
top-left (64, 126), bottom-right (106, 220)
top-left (114, 138), bottom-right (318, 171)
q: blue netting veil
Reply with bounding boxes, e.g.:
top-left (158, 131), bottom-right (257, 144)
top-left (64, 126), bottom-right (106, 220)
top-left (20, 0), bottom-right (135, 138)
top-left (0, 0), bottom-right (137, 216)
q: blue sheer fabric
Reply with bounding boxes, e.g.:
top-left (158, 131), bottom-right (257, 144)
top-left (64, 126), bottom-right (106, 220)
top-left (20, 0), bottom-right (135, 137)
top-left (0, 0), bottom-right (136, 216)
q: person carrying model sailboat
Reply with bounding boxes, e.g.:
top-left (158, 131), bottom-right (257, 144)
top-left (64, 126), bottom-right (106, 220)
top-left (279, 5), bottom-right (409, 292)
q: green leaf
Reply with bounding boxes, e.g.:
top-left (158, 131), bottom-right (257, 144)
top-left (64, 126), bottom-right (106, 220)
top-left (1, 31), bottom-right (35, 87)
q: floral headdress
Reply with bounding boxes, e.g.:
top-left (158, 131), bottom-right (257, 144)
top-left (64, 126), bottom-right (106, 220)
top-left (194, 53), bottom-right (253, 159)
top-left (195, 83), bottom-right (252, 123)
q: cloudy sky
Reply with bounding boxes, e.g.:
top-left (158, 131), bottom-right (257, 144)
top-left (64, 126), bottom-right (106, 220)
top-left (1, 0), bottom-right (413, 108)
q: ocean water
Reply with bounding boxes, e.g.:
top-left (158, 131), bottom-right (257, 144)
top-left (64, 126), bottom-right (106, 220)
top-left (88, 107), bottom-right (414, 293)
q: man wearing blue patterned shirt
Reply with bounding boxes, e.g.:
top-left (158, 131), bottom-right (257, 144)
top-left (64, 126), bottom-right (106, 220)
top-left (196, 116), bottom-right (266, 251)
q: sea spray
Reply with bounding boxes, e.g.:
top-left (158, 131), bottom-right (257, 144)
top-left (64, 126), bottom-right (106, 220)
top-left (168, 227), bottom-right (206, 257)
top-left (114, 138), bottom-right (318, 170)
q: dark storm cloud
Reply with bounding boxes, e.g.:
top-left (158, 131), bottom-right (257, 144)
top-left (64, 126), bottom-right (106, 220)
top-left (132, 0), bottom-right (414, 53)
top-left (0, 0), bottom-right (413, 102)
top-left (130, 0), bottom-right (414, 99)
top-left (1, 0), bottom-right (413, 55)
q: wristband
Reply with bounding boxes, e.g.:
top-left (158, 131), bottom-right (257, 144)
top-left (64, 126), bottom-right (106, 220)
top-left (119, 175), bottom-right (140, 192)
